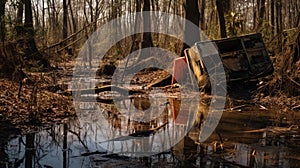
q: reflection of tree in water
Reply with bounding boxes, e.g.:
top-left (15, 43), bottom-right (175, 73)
top-left (1, 96), bottom-right (205, 166)
top-left (0, 148), bottom-right (9, 168)
top-left (100, 96), bottom-right (169, 134)
top-left (3, 99), bottom-right (300, 167)
top-left (3, 117), bottom-right (92, 167)
top-left (0, 121), bottom-right (21, 168)
top-left (25, 133), bottom-right (34, 168)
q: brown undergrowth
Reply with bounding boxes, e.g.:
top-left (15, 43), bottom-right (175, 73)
top-left (0, 74), bottom-right (75, 133)
top-left (254, 28), bottom-right (300, 109)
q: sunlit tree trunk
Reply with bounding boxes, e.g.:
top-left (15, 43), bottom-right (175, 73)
top-left (33, 0), bottom-right (40, 29)
top-left (68, 0), bottom-right (77, 33)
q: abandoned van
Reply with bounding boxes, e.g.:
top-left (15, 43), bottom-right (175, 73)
top-left (184, 33), bottom-right (274, 89)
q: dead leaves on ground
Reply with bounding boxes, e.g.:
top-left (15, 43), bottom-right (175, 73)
top-left (0, 78), bottom-right (75, 133)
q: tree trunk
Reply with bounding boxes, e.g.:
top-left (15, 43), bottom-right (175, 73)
top-left (270, 0), bottom-right (275, 35)
top-left (141, 0), bottom-right (153, 49)
top-left (24, 0), bottom-right (48, 67)
top-left (256, 0), bottom-right (266, 31)
top-left (46, 0), bottom-right (51, 39)
top-left (253, 0), bottom-right (257, 30)
top-left (296, 1), bottom-right (300, 27)
top-left (134, 0), bottom-right (154, 61)
top-left (276, 0), bottom-right (283, 51)
top-left (216, 0), bottom-right (227, 38)
top-left (68, 0), bottom-right (77, 33)
top-left (292, 23), bottom-right (300, 64)
top-left (297, 12), bottom-right (300, 27)
top-left (42, 0), bottom-right (45, 37)
top-left (63, 0), bottom-right (68, 39)
top-left (51, 0), bottom-right (59, 41)
top-left (89, 0), bottom-right (93, 30)
top-left (200, 0), bottom-right (205, 30)
top-left (93, 0), bottom-right (101, 30)
top-left (16, 0), bottom-right (24, 37)
top-left (0, 0), bottom-right (6, 42)
top-left (24, 0), bottom-right (35, 37)
top-left (33, 0), bottom-right (40, 29)
top-left (181, 0), bottom-right (200, 55)
top-left (127, 0), bottom-right (141, 55)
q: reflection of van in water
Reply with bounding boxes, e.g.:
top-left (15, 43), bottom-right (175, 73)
top-left (183, 33), bottom-right (274, 89)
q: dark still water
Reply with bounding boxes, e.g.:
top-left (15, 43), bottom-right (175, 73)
top-left (1, 96), bottom-right (300, 168)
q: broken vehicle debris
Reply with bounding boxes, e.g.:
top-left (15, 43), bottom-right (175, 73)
top-left (182, 33), bottom-right (274, 89)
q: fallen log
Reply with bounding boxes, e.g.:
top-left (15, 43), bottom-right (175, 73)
top-left (70, 85), bottom-right (146, 96)
top-left (146, 74), bottom-right (172, 88)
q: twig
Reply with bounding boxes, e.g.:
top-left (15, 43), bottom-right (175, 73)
top-left (69, 129), bottom-right (89, 151)
top-left (292, 105), bottom-right (300, 110)
top-left (287, 75), bottom-right (300, 88)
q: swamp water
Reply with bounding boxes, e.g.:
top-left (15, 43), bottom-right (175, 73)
top-left (1, 94), bottom-right (300, 168)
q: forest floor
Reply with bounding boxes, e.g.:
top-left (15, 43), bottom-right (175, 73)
top-left (0, 57), bottom-right (299, 133)
top-left (0, 69), bottom-right (75, 133)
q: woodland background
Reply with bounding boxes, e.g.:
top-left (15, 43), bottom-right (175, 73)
top-left (0, 0), bottom-right (299, 96)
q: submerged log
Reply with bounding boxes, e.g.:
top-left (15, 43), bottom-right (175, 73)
top-left (146, 74), bottom-right (172, 88)
top-left (71, 85), bottom-right (146, 96)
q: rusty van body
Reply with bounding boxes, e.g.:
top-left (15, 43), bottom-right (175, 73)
top-left (184, 33), bottom-right (274, 88)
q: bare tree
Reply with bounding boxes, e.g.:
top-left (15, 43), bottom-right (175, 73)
top-left (181, 0), bottom-right (200, 55)
top-left (68, 0), bottom-right (77, 33)
top-left (270, 0), bottom-right (275, 35)
top-left (141, 0), bottom-right (153, 49)
top-left (200, 0), bottom-right (205, 31)
top-left (24, 0), bottom-right (39, 57)
top-left (16, 0), bottom-right (24, 36)
top-left (256, 0), bottom-right (266, 31)
top-left (63, 0), bottom-right (68, 39)
top-left (23, 0), bottom-right (49, 68)
top-left (216, 0), bottom-right (227, 38)
top-left (0, 0), bottom-right (6, 42)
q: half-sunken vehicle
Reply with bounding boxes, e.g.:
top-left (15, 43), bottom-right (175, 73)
top-left (183, 33), bottom-right (274, 89)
